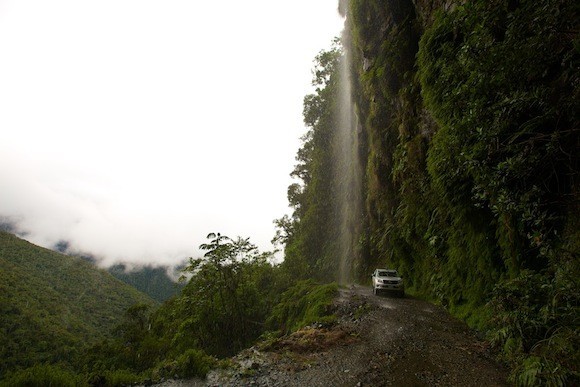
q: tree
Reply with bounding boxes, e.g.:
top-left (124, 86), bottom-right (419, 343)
top-left (172, 233), bottom-right (278, 357)
top-left (278, 41), bottom-right (347, 281)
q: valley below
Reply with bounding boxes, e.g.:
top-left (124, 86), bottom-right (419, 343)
top-left (159, 286), bottom-right (509, 386)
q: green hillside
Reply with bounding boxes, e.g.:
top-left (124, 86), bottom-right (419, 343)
top-left (0, 231), bottom-right (156, 375)
top-left (108, 264), bottom-right (184, 303)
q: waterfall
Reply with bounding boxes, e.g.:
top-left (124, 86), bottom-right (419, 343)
top-left (335, 31), bottom-right (362, 285)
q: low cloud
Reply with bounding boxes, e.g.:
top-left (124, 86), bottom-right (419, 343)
top-left (0, 0), bottom-right (343, 269)
top-left (0, 153), bottom-right (283, 268)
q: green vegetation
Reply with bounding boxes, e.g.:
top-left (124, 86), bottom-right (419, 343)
top-left (416, 1), bottom-right (579, 384)
top-left (0, 231), bottom-right (156, 378)
top-left (150, 233), bottom-right (284, 358)
top-left (108, 264), bottom-right (184, 303)
top-left (338, 0), bottom-right (579, 384)
top-left (78, 233), bottom-right (337, 383)
top-left (275, 39), bottom-right (361, 282)
top-left (488, 268), bottom-right (579, 386)
top-left (280, 0), bottom-right (578, 385)
top-left (1, 231), bottom-right (339, 384)
top-left (267, 280), bottom-right (338, 334)
top-left (0, 364), bottom-right (86, 387)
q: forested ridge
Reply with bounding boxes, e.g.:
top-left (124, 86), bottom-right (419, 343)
top-left (108, 264), bottom-right (183, 303)
top-left (1, 0), bottom-right (578, 386)
top-left (0, 231), bottom-right (156, 377)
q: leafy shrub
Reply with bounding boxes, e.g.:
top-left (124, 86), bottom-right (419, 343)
top-left (156, 234), bottom-right (282, 358)
top-left (345, 0), bottom-right (579, 384)
top-left (488, 263), bottom-right (580, 386)
top-left (267, 280), bottom-right (338, 334)
top-left (87, 369), bottom-right (145, 387)
top-left (173, 349), bottom-right (216, 378)
top-left (416, 1), bottom-right (579, 382)
top-left (0, 364), bottom-right (85, 387)
top-left (418, 0), bottom-right (578, 275)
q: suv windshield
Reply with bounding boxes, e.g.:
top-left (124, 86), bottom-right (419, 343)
top-left (378, 270), bottom-right (397, 277)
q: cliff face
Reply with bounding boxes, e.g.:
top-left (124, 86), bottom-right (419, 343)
top-left (347, 0), bottom-right (448, 294)
top-left (346, 0), bottom-right (579, 383)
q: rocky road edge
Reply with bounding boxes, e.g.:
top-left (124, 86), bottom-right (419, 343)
top-left (156, 285), bottom-right (509, 386)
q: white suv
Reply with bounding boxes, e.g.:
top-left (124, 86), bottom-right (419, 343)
top-left (372, 268), bottom-right (404, 296)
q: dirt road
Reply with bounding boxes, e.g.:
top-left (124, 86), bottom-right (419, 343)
top-left (162, 285), bottom-right (509, 386)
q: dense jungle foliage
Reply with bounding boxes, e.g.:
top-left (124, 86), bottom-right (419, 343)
top-left (336, 0), bottom-right (579, 384)
top-left (278, 0), bottom-right (578, 384)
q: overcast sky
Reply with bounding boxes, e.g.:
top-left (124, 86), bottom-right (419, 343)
top-left (0, 0), bottom-right (344, 267)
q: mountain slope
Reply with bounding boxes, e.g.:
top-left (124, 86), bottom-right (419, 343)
top-left (108, 264), bottom-right (184, 303)
top-left (0, 231), bottom-right (156, 374)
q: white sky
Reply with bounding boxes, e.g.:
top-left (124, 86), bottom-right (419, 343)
top-left (0, 0), bottom-right (344, 267)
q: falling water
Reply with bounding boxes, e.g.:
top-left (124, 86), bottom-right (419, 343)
top-left (335, 30), bottom-right (363, 286)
